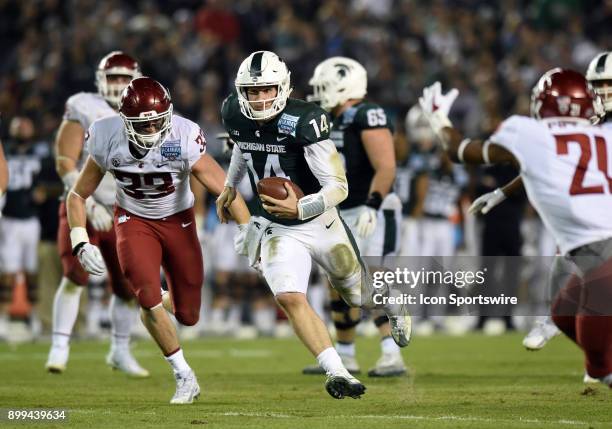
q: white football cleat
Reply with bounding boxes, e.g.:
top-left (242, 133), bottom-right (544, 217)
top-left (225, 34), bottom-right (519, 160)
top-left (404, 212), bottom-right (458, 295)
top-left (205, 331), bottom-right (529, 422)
top-left (583, 373), bottom-right (600, 384)
top-left (389, 314), bottom-right (412, 347)
top-left (523, 317), bottom-right (560, 350)
top-left (325, 371), bottom-right (366, 399)
top-left (106, 349), bottom-right (150, 378)
top-left (170, 370), bottom-right (201, 404)
top-left (46, 345), bottom-right (69, 374)
top-left (367, 352), bottom-right (407, 377)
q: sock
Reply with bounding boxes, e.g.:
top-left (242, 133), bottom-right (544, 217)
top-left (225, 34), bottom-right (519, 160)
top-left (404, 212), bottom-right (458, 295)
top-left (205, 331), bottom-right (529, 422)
top-left (164, 348), bottom-right (191, 374)
top-left (317, 347), bottom-right (346, 375)
top-left (227, 304), bottom-right (241, 328)
top-left (110, 295), bottom-right (137, 351)
top-left (253, 308), bottom-right (275, 335)
top-left (51, 278), bottom-right (83, 347)
top-left (211, 308), bottom-right (224, 324)
top-left (381, 336), bottom-right (400, 354)
top-left (335, 341), bottom-right (356, 357)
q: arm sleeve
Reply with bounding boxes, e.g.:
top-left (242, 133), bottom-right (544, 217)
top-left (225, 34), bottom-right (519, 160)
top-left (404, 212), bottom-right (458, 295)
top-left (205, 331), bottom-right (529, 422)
top-left (487, 115), bottom-right (526, 172)
top-left (225, 144), bottom-right (248, 187)
top-left (298, 139), bottom-right (348, 219)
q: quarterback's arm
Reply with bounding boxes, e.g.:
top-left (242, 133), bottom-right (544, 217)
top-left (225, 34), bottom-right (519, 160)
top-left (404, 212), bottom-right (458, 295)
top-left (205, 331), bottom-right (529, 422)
top-left (191, 154), bottom-right (250, 224)
top-left (299, 139), bottom-right (348, 220)
top-left (225, 144), bottom-right (248, 187)
top-left (55, 120), bottom-right (85, 189)
top-left (501, 175), bottom-right (524, 196)
top-left (362, 128), bottom-right (396, 199)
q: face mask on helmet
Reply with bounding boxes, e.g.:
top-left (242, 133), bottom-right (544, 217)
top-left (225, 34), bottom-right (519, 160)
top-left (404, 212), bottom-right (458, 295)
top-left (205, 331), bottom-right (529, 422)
top-left (308, 57), bottom-right (367, 112)
top-left (121, 106), bottom-right (173, 151)
top-left (96, 52), bottom-right (141, 108)
top-left (235, 51), bottom-right (292, 121)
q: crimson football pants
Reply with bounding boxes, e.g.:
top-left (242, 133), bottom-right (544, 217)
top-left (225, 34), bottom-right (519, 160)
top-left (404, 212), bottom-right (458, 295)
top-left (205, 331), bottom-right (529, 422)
top-left (114, 206), bottom-right (204, 326)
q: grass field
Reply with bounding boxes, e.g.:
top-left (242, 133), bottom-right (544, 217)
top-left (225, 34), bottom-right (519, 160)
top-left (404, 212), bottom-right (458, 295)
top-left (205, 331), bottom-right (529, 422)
top-left (1, 333), bottom-right (611, 429)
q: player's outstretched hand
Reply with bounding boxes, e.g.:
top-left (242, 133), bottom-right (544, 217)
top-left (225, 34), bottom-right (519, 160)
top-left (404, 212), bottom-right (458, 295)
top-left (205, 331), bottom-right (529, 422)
top-left (418, 82), bottom-right (459, 139)
top-left (260, 182), bottom-right (299, 220)
top-left (356, 206), bottom-right (377, 238)
top-left (85, 198), bottom-right (113, 232)
top-left (468, 188), bottom-right (507, 215)
top-left (76, 243), bottom-right (107, 276)
top-left (216, 186), bottom-right (237, 223)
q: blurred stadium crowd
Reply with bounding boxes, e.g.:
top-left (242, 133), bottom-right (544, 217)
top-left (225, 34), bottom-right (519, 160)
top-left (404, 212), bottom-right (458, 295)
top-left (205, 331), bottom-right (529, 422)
top-left (0, 0), bottom-right (610, 341)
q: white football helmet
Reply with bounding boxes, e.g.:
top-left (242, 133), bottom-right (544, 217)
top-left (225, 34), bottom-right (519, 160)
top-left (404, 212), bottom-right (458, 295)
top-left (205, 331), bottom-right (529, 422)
top-left (235, 51), bottom-right (292, 121)
top-left (405, 104), bottom-right (435, 143)
top-left (586, 52), bottom-right (612, 113)
top-left (308, 57), bottom-right (367, 111)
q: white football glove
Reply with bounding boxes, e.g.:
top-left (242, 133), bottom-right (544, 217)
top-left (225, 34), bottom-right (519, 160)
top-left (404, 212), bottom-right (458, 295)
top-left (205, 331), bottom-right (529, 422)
top-left (418, 81), bottom-right (459, 138)
top-left (85, 198), bottom-right (113, 232)
top-left (75, 243), bottom-right (107, 276)
top-left (468, 188), bottom-right (507, 215)
top-left (234, 223), bottom-right (248, 256)
top-left (356, 207), bottom-right (377, 239)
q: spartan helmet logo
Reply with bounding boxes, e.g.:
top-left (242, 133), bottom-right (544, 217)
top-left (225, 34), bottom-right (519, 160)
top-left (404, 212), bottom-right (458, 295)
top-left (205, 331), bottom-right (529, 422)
top-left (557, 96), bottom-right (571, 115)
top-left (335, 63), bottom-right (350, 79)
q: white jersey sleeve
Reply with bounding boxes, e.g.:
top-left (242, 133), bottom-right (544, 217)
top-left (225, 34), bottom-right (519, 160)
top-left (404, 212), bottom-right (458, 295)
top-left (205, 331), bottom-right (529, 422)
top-left (64, 92), bottom-right (116, 132)
top-left (186, 124), bottom-right (206, 168)
top-left (488, 115), bottom-right (528, 172)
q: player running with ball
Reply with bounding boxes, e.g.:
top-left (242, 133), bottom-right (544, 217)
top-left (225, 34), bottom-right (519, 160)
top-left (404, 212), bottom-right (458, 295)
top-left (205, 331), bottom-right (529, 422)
top-left (217, 50), bottom-right (411, 399)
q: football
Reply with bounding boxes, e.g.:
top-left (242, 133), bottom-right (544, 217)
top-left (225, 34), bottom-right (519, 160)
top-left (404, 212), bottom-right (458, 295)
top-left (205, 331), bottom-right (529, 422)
top-left (256, 177), bottom-right (305, 200)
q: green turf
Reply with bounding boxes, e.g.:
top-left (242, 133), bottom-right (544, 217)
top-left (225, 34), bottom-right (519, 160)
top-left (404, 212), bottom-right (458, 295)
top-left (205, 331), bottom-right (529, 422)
top-left (0, 333), bottom-right (611, 429)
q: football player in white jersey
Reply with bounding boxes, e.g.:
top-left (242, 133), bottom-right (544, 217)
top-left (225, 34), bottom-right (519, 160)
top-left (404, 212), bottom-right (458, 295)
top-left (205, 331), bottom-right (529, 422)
top-left (304, 57), bottom-right (406, 378)
top-left (46, 51), bottom-right (145, 376)
top-left (419, 68), bottom-right (612, 386)
top-left (217, 51), bottom-right (411, 399)
top-left (470, 52), bottom-right (612, 355)
top-left (68, 77), bottom-right (250, 404)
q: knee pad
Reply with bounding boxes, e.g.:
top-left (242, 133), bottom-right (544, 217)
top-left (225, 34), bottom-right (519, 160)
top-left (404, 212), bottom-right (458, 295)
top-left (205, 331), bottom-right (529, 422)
top-left (331, 298), bottom-right (361, 330)
top-left (373, 314), bottom-right (388, 328)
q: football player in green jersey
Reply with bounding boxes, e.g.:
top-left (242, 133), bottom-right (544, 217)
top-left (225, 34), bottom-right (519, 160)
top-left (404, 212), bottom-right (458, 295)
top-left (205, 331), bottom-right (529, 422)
top-left (303, 57), bottom-right (407, 378)
top-left (216, 51), bottom-right (411, 399)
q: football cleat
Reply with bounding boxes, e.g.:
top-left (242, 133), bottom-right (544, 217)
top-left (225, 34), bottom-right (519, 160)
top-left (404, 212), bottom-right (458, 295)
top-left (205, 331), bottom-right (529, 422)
top-left (367, 352), bottom-right (407, 377)
top-left (583, 373), bottom-right (600, 384)
top-left (106, 349), bottom-right (150, 378)
top-left (325, 372), bottom-right (366, 399)
top-left (45, 345), bottom-right (69, 374)
top-left (170, 370), bottom-right (201, 404)
top-left (389, 314), bottom-right (412, 347)
top-left (523, 317), bottom-right (560, 351)
top-left (303, 353), bottom-right (361, 375)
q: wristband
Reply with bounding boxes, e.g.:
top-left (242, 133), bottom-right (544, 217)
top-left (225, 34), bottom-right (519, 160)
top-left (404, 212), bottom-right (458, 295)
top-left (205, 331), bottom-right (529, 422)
top-left (457, 139), bottom-right (471, 163)
top-left (365, 192), bottom-right (383, 210)
top-left (70, 227), bottom-right (89, 251)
